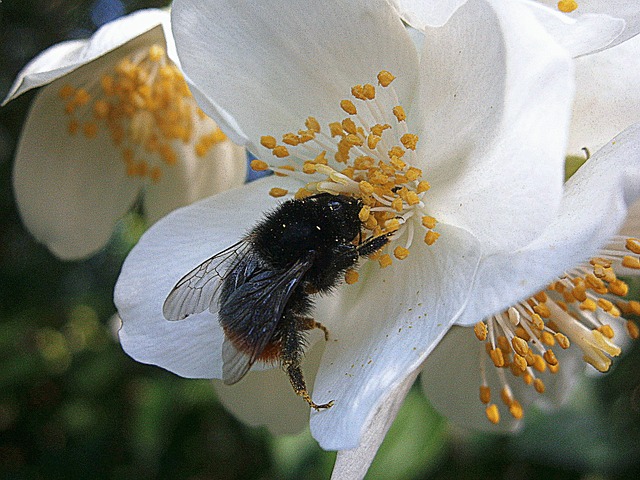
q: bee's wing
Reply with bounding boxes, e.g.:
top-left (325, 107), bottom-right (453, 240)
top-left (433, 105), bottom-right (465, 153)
top-left (163, 241), bottom-right (251, 321)
top-left (220, 254), bottom-right (315, 385)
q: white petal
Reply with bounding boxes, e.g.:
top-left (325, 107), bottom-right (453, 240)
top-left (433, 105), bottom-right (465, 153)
top-left (143, 138), bottom-right (247, 224)
top-left (568, 34), bottom-right (640, 155)
top-left (387, 0), bottom-right (469, 28)
top-left (115, 176), bottom-right (301, 378)
top-left (456, 122), bottom-right (640, 327)
top-left (420, 326), bottom-right (583, 431)
top-left (171, 0), bottom-right (419, 152)
top-left (330, 370), bottom-right (418, 480)
top-left (309, 224), bottom-right (482, 450)
top-left (520, 0), bottom-right (625, 57)
top-left (537, 0), bottom-right (640, 51)
top-left (3, 9), bottom-right (169, 103)
top-left (418, 0), bottom-right (573, 253)
top-left (12, 82), bottom-right (139, 259)
top-left (213, 336), bottom-right (325, 436)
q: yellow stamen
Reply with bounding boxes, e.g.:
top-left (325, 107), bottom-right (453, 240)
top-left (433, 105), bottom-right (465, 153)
top-left (269, 187), bottom-right (288, 198)
top-left (557, 0), bottom-right (578, 13)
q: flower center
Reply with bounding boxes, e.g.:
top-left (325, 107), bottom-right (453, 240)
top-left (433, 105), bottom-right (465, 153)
top-left (557, 0), bottom-right (578, 13)
top-left (475, 236), bottom-right (640, 424)
top-left (250, 71), bottom-right (439, 276)
top-left (58, 44), bottom-right (226, 183)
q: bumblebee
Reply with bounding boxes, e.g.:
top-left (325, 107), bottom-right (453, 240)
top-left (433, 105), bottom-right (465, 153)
top-left (163, 193), bottom-right (390, 409)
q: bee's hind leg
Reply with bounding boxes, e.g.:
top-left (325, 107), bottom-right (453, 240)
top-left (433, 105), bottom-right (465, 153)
top-left (280, 314), bottom-right (334, 410)
top-left (300, 316), bottom-right (330, 341)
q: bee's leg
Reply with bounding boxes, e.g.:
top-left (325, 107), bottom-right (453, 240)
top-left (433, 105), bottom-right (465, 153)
top-left (281, 314), bottom-right (334, 410)
top-left (299, 316), bottom-right (330, 341)
top-left (357, 231), bottom-right (394, 257)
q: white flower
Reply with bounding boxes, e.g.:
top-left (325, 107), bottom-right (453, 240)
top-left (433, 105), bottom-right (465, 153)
top-left (568, 33), bottom-right (640, 155)
top-left (4, 9), bottom-right (247, 259)
top-left (116, 0), bottom-right (578, 450)
top-left (389, 0), bottom-right (640, 57)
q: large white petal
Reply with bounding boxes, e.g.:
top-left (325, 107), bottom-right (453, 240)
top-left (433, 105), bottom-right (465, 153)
top-left (420, 325), bottom-right (583, 431)
top-left (309, 224), bottom-right (482, 450)
top-left (3, 9), bottom-right (169, 103)
top-left (537, 0), bottom-right (640, 51)
top-left (520, 0), bottom-right (624, 57)
top-left (116, 176), bottom-right (301, 378)
top-left (171, 0), bottom-right (419, 152)
top-left (330, 369), bottom-right (418, 480)
top-left (456, 122), bottom-right (640, 327)
top-left (568, 34), bottom-right (640, 155)
top-left (12, 80), bottom-right (140, 260)
top-left (421, 0), bottom-right (573, 254)
top-left (143, 138), bottom-right (247, 224)
top-left (387, 0), bottom-right (469, 28)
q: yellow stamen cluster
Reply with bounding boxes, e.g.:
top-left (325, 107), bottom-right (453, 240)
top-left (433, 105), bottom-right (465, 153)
top-left (253, 71), bottom-right (440, 277)
top-left (59, 44), bottom-right (226, 183)
top-left (557, 1), bottom-right (578, 13)
top-left (476, 238), bottom-right (639, 425)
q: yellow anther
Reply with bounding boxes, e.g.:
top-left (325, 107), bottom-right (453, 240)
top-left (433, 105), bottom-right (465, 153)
top-left (272, 145), bottom-right (290, 158)
top-left (377, 70), bottom-right (395, 87)
top-left (579, 298), bottom-right (597, 311)
top-left (294, 187), bottom-right (313, 199)
top-left (74, 88), bottom-right (90, 106)
top-left (515, 326), bottom-right (530, 341)
top-left (59, 84), bottom-right (75, 99)
top-left (490, 348), bottom-right (505, 368)
top-left (329, 122), bottom-right (344, 137)
top-left (622, 255), bottom-right (640, 269)
top-left (540, 331), bottom-right (555, 346)
top-left (530, 313), bottom-right (545, 330)
top-left (345, 133), bottom-right (363, 147)
top-left (392, 106), bottom-right (406, 122)
top-left (424, 230), bottom-right (440, 246)
top-left (394, 246), bottom-right (410, 260)
top-left (378, 254), bottom-right (393, 268)
top-left (474, 322), bottom-right (488, 341)
top-left (260, 135), bottom-right (277, 149)
top-left (370, 123), bottom-right (391, 136)
top-left (511, 337), bottom-right (529, 357)
top-left (148, 44), bottom-right (165, 61)
top-left (388, 146), bottom-right (405, 159)
top-left (93, 100), bottom-right (110, 118)
top-left (500, 387), bottom-right (513, 406)
top-left (83, 122), bottom-right (98, 138)
top-left (367, 135), bottom-right (381, 150)
top-left (534, 291), bottom-right (548, 303)
top-left (405, 167), bottom-right (422, 181)
top-left (269, 187), bottom-right (288, 198)
top-left (391, 196), bottom-right (404, 212)
top-left (362, 83), bottom-right (376, 100)
top-left (420, 216), bottom-right (436, 230)
top-left (417, 181), bottom-right (431, 193)
top-left (351, 84), bottom-right (365, 100)
top-left (627, 320), bottom-right (639, 339)
top-left (302, 162), bottom-right (317, 174)
top-left (513, 354), bottom-right (527, 372)
top-left (497, 335), bottom-right (510, 352)
top-left (385, 218), bottom-right (401, 232)
top-left (597, 324), bottom-right (615, 339)
top-left (359, 181), bottom-right (374, 195)
top-left (358, 206), bottom-right (370, 222)
top-left (282, 133), bottom-right (300, 146)
top-left (554, 332), bottom-right (570, 349)
top-left (67, 120), bottom-right (79, 135)
top-left (557, 0), bottom-right (578, 13)
top-left (250, 159), bottom-right (270, 171)
top-left (509, 401), bottom-right (523, 420)
top-left (340, 99), bottom-right (357, 115)
top-left (305, 116), bottom-right (321, 133)
top-left (479, 385), bottom-right (491, 404)
top-left (609, 279), bottom-right (629, 297)
top-left (400, 133), bottom-right (419, 150)
top-left (405, 191), bottom-right (420, 206)
top-left (543, 349), bottom-right (558, 366)
top-left (345, 269), bottom-right (359, 285)
top-left (485, 404), bottom-right (500, 424)
top-left (342, 118), bottom-right (358, 135)
top-left (532, 354), bottom-right (547, 372)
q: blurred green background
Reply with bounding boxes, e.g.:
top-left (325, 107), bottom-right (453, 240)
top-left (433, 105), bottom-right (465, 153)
top-left (1, 1), bottom-right (640, 479)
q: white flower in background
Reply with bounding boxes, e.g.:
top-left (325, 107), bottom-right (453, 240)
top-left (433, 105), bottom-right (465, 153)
top-left (389, 0), bottom-right (640, 57)
top-left (113, 0), bottom-right (640, 478)
top-left (3, 9), bottom-right (247, 260)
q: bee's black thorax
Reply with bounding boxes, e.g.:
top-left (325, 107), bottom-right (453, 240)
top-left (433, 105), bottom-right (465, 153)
top-left (250, 193), bottom-right (363, 293)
